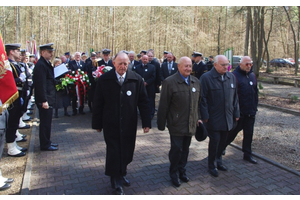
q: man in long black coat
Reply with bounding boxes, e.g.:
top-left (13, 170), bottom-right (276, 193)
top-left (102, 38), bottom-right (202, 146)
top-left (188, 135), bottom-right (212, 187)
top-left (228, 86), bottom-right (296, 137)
top-left (92, 52), bottom-right (151, 195)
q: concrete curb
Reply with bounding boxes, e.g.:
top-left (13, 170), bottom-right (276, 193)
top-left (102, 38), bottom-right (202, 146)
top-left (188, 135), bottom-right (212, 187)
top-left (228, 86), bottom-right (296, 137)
top-left (229, 143), bottom-right (300, 177)
top-left (258, 103), bottom-right (300, 116)
top-left (20, 109), bottom-right (38, 195)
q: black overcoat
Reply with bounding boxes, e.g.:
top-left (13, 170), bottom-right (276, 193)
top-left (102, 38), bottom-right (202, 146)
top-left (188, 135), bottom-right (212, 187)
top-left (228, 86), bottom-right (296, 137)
top-left (199, 67), bottom-right (240, 131)
top-left (33, 56), bottom-right (56, 106)
top-left (92, 69), bottom-right (151, 177)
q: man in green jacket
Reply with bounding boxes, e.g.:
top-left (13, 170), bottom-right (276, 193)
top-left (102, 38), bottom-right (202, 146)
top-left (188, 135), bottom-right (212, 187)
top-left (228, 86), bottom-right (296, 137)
top-left (157, 56), bottom-right (202, 187)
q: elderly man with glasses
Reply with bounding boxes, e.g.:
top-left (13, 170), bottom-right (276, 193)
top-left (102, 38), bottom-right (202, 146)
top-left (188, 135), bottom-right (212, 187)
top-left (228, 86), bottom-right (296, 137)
top-left (199, 55), bottom-right (240, 177)
top-left (222, 56), bottom-right (259, 164)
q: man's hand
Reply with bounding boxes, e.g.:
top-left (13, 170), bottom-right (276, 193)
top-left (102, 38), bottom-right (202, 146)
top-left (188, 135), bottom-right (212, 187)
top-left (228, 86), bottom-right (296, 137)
top-left (97, 129), bottom-right (102, 132)
top-left (144, 82), bottom-right (147, 86)
top-left (197, 119), bottom-right (203, 126)
top-left (42, 101), bottom-right (49, 109)
top-left (143, 127), bottom-right (150, 133)
top-left (236, 118), bottom-right (239, 121)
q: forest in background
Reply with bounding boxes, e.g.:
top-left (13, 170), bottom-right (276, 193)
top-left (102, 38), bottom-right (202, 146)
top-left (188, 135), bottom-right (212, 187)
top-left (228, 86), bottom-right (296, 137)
top-left (1, 6), bottom-right (299, 75)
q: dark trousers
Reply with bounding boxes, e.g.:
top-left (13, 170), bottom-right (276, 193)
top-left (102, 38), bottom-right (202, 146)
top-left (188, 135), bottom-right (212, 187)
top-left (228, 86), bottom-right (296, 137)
top-left (6, 98), bottom-right (22, 143)
top-left (225, 115), bottom-right (256, 157)
top-left (169, 135), bottom-right (192, 179)
top-left (72, 95), bottom-right (84, 113)
top-left (208, 130), bottom-right (228, 169)
top-left (37, 104), bottom-right (53, 149)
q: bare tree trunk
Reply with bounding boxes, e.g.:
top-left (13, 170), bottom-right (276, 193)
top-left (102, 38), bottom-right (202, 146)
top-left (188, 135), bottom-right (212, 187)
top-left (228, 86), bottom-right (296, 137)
top-left (112, 7), bottom-right (115, 55)
top-left (283, 6), bottom-right (299, 75)
top-left (77, 7), bottom-right (81, 51)
top-left (264, 7), bottom-right (274, 73)
top-left (244, 7), bottom-right (251, 55)
top-left (217, 16), bottom-right (221, 54)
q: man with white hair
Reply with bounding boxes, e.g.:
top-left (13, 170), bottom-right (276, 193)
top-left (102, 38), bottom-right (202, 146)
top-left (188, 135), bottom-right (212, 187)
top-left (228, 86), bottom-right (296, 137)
top-left (200, 55), bottom-right (240, 177)
top-left (68, 52), bottom-right (86, 115)
top-left (127, 51), bottom-right (139, 70)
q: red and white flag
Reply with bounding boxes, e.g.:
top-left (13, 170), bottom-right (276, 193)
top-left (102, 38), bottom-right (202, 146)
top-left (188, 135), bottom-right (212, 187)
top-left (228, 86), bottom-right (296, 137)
top-left (0, 32), bottom-right (19, 113)
top-left (32, 40), bottom-right (39, 64)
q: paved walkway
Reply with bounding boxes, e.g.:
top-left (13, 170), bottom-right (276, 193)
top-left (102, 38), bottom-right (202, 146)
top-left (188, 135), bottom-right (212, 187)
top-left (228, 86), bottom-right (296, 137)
top-left (22, 102), bottom-right (300, 195)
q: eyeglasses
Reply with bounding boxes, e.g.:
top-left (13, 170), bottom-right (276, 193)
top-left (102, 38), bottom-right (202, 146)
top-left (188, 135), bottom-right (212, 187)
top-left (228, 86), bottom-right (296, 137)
top-left (245, 63), bottom-right (253, 66)
top-left (219, 63), bottom-right (230, 67)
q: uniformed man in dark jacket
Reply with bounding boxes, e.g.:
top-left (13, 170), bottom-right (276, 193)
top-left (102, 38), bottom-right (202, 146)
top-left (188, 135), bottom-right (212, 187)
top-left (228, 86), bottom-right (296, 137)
top-left (200, 55), bottom-right (240, 177)
top-left (92, 52), bottom-right (151, 195)
top-left (4, 43), bottom-right (27, 157)
top-left (97, 49), bottom-right (114, 68)
top-left (206, 55), bottom-right (214, 71)
top-left (33, 43), bottom-right (58, 151)
top-left (192, 52), bottom-right (208, 79)
top-left (223, 56), bottom-right (258, 164)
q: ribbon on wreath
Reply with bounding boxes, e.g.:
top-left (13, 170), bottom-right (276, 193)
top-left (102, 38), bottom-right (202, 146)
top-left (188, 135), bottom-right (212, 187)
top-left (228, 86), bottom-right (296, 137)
top-left (74, 74), bottom-right (87, 108)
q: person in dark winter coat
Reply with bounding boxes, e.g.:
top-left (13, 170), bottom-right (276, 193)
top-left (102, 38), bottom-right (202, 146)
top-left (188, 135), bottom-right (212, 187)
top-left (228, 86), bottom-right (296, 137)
top-left (33, 43), bottom-right (58, 151)
top-left (200, 55), bottom-right (240, 177)
top-left (157, 56), bottom-right (202, 187)
top-left (92, 52), bottom-right (151, 195)
top-left (223, 56), bottom-right (258, 164)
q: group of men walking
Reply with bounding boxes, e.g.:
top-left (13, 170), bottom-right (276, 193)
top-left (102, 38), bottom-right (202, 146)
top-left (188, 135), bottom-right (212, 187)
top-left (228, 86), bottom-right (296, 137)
top-left (1, 42), bottom-right (258, 195)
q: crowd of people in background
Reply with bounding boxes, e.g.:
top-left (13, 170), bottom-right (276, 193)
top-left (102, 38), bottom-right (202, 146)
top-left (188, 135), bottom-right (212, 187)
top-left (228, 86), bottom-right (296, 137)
top-left (1, 43), bottom-right (258, 194)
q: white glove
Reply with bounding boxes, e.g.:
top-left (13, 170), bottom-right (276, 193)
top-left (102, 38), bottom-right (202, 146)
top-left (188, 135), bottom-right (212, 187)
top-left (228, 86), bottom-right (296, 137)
top-left (19, 73), bottom-right (26, 82)
top-left (27, 90), bottom-right (30, 96)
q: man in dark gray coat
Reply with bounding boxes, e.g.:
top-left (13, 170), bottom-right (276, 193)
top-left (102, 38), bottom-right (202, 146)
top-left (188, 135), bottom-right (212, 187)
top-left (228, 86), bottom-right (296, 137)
top-left (157, 56), bottom-right (202, 187)
top-left (200, 55), bottom-right (240, 177)
top-left (92, 52), bottom-right (151, 195)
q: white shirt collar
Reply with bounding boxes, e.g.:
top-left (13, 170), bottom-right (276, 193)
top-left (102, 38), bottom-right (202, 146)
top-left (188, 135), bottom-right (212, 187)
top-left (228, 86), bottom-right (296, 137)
top-left (115, 71), bottom-right (126, 80)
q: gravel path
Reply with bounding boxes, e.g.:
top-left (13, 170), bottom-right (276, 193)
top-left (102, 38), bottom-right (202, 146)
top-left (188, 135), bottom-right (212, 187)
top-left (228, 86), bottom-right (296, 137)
top-left (258, 82), bottom-right (300, 98)
top-left (233, 105), bottom-right (300, 171)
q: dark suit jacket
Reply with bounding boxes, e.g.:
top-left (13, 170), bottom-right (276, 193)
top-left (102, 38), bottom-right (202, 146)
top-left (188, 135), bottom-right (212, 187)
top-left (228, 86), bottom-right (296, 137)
top-left (133, 63), bottom-right (156, 98)
top-left (98, 59), bottom-right (115, 68)
top-left (192, 61), bottom-right (208, 79)
top-left (148, 60), bottom-right (161, 93)
top-left (33, 56), bottom-right (56, 106)
top-left (160, 62), bottom-right (178, 81)
top-left (68, 60), bottom-right (85, 72)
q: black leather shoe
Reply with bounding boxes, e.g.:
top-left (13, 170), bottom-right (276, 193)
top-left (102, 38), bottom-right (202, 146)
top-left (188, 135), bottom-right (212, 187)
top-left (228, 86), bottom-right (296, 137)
top-left (16, 138), bottom-right (27, 142)
top-left (179, 175), bottom-right (190, 183)
top-left (0, 183), bottom-right (11, 191)
top-left (20, 147), bottom-right (28, 152)
top-left (171, 177), bottom-right (181, 187)
top-left (243, 156), bottom-right (257, 164)
top-left (19, 124), bottom-right (30, 129)
top-left (41, 146), bottom-right (58, 151)
top-left (5, 178), bottom-right (14, 183)
top-left (217, 164), bottom-right (228, 171)
top-left (8, 152), bottom-right (26, 157)
top-left (64, 112), bottom-right (71, 117)
top-left (22, 134), bottom-right (27, 138)
top-left (114, 187), bottom-right (125, 195)
top-left (209, 168), bottom-right (219, 177)
top-left (122, 176), bottom-right (130, 187)
top-left (51, 143), bottom-right (58, 147)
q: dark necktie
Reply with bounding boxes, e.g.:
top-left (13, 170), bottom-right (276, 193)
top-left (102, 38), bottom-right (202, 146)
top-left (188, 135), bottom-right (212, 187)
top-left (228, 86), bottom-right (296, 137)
top-left (168, 63), bottom-right (172, 74)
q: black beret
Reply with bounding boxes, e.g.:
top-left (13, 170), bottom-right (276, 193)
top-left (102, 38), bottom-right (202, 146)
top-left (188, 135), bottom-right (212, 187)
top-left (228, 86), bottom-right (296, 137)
top-left (140, 50), bottom-right (147, 54)
top-left (195, 122), bottom-right (208, 142)
top-left (5, 43), bottom-right (21, 51)
top-left (39, 43), bottom-right (55, 51)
